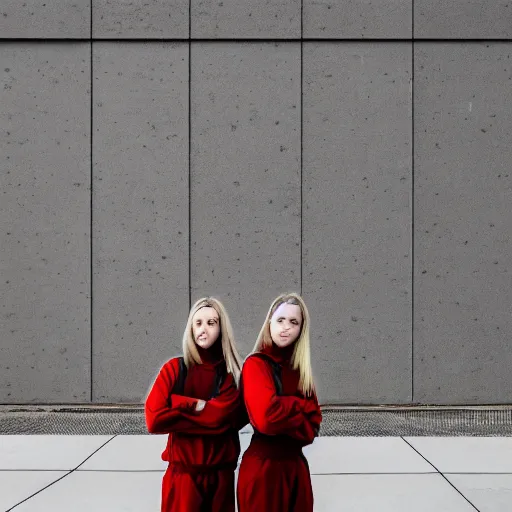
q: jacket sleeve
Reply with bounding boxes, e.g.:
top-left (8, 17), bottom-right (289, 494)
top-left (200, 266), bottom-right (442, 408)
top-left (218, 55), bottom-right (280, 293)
top-left (302, 392), bottom-right (322, 437)
top-left (284, 391), bottom-right (321, 444)
top-left (242, 356), bottom-right (316, 441)
top-left (145, 359), bottom-right (202, 434)
top-left (178, 373), bottom-right (248, 431)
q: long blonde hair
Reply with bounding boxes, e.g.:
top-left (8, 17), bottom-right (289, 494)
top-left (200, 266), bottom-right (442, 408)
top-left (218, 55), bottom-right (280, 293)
top-left (182, 297), bottom-right (242, 385)
top-left (253, 292), bottom-right (315, 396)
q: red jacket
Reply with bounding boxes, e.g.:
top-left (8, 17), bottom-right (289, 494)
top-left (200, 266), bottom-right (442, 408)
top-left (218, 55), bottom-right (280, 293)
top-left (242, 343), bottom-right (321, 453)
top-left (145, 351), bottom-right (246, 470)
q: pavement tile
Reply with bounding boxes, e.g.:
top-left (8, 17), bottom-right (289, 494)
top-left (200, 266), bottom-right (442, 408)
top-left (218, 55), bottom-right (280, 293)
top-left (79, 434), bottom-right (167, 471)
top-left (404, 437), bottom-right (512, 473)
top-left (303, 436), bottom-right (434, 474)
top-left (0, 471), bottom-right (67, 511)
top-left (0, 435), bottom-right (113, 470)
top-left (311, 474), bottom-right (476, 512)
top-left (12, 471), bottom-right (163, 512)
top-left (447, 474), bottom-right (512, 512)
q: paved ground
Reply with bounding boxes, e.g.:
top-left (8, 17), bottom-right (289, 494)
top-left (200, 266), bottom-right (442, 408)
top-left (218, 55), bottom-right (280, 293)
top-left (1, 434), bottom-right (512, 511)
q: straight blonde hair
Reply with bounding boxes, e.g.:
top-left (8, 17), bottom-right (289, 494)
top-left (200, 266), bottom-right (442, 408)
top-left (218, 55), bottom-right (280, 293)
top-left (182, 297), bottom-right (242, 385)
top-left (253, 292), bottom-right (315, 396)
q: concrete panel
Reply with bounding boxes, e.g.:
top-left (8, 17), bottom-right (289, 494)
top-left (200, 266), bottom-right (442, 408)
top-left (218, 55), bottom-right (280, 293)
top-left (414, 44), bottom-right (512, 404)
top-left (311, 474), bottom-right (475, 512)
top-left (0, 435), bottom-right (112, 470)
top-left (0, 1), bottom-right (90, 38)
top-left (303, 0), bottom-right (411, 39)
top-left (0, 44), bottom-right (91, 403)
top-left (303, 437), bottom-right (433, 474)
top-left (191, 43), bottom-right (301, 356)
top-left (0, 471), bottom-right (68, 512)
top-left (303, 43), bottom-right (412, 404)
top-left (191, 0), bottom-right (300, 38)
top-left (447, 474), bottom-right (512, 512)
top-left (404, 438), bottom-right (512, 473)
top-left (93, 43), bottom-right (189, 402)
top-left (415, 1), bottom-right (512, 39)
top-left (13, 472), bottom-right (162, 512)
top-left (79, 435), bottom-right (166, 470)
top-left (93, 0), bottom-right (188, 38)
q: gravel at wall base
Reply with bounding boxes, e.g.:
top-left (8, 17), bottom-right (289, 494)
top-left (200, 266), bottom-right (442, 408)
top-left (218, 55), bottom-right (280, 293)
top-left (1, 406), bottom-right (512, 436)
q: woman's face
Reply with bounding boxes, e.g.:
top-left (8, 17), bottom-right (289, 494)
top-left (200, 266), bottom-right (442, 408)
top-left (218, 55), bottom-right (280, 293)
top-left (192, 306), bottom-right (220, 349)
top-left (269, 302), bottom-right (302, 348)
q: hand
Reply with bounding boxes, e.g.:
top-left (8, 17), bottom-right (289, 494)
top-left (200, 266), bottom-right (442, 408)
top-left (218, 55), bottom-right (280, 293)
top-left (195, 399), bottom-right (206, 412)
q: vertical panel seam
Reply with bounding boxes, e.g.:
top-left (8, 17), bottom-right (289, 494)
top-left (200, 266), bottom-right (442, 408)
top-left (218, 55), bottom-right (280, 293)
top-left (90, 0), bottom-right (94, 403)
top-left (188, 0), bottom-right (192, 309)
top-left (300, 0), bottom-right (304, 295)
top-left (411, 0), bottom-right (415, 403)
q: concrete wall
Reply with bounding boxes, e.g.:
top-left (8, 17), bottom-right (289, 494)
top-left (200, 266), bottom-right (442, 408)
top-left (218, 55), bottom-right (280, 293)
top-left (1, 1), bottom-right (511, 404)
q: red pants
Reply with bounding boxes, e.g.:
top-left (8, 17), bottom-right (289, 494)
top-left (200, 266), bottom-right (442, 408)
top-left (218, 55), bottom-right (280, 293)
top-left (237, 449), bottom-right (313, 512)
top-left (161, 465), bottom-right (235, 512)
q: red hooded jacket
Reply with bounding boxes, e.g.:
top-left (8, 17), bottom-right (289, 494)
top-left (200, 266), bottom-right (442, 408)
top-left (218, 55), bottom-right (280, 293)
top-left (242, 343), bottom-right (321, 455)
top-left (145, 345), bottom-right (246, 471)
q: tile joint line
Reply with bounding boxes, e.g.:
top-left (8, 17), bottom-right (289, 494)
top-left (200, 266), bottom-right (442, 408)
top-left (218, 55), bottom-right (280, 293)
top-left (400, 437), bottom-right (482, 512)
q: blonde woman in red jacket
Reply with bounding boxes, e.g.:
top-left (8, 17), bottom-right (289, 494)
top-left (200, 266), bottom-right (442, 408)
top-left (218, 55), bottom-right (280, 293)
top-left (145, 297), bottom-right (246, 512)
top-left (237, 292), bottom-right (322, 512)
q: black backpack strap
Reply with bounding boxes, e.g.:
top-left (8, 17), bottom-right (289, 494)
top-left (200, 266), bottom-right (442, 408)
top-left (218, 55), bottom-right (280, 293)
top-left (249, 353), bottom-right (283, 396)
top-left (171, 356), bottom-right (188, 396)
top-left (209, 363), bottom-right (227, 399)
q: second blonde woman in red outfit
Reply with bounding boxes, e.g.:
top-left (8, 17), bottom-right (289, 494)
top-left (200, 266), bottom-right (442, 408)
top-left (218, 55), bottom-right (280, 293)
top-left (237, 292), bottom-right (322, 512)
